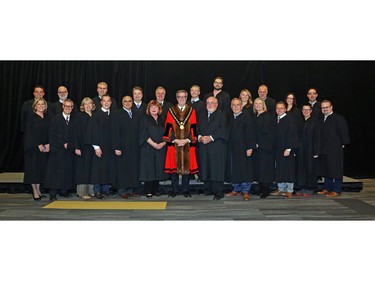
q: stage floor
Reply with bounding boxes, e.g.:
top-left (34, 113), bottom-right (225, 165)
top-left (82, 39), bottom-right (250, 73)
top-left (0, 173), bottom-right (373, 220)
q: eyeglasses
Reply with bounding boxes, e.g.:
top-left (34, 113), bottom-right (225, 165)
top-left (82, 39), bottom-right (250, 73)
top-left (177, 96), bottom-right (187, 99)
top-left (321, 106), bottom-right (331, 109)
top-left (123, 100), bottom-right (132, 102)
top-left (58, 91), bottom-right (68, 94)
top-left (308, 92), bottom-right (317, 95)
top-left (63, 105), bottom-right (73, 108)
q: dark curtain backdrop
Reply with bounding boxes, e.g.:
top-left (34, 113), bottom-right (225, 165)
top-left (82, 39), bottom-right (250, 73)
top-left (1, 61), bottom-right (374, 177)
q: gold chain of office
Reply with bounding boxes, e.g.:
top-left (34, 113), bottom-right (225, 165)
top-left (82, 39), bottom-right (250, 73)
top-left (169, 107), bottom-right (193, 130)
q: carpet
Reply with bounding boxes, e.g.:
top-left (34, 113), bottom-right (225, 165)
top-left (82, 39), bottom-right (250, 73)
top-left (43, 201), bottom-right (167, 210)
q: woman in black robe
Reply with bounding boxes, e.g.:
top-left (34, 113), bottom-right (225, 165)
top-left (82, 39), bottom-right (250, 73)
top-left (252, 98), bottom-right (275, 198)
top-left (71, 97), bottom-right (95, 199)
top-left (284, 92), bottom-right (302, 122)
top-left (139, 100), bottom-right (168, 198)
top-left (295, 104), bottom-right (321, 196)
top-left (23, 98), bottom-right (50, 200)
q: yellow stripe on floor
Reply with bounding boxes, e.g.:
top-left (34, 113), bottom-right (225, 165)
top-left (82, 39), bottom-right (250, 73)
top-left (43, 201), bottom-right (167, 210)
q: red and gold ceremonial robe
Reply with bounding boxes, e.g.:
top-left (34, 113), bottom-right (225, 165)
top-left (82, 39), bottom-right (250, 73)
top-left (163, 104), bottom-right (198, 175)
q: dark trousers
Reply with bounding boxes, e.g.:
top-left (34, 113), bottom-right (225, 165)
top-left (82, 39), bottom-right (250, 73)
top-left (204, 181), bottom-right (224, 198)
top-left (144, 181), bottom-right (160, 195)
top-left (49, 189), bottom-right (69, 198)
top-left (170, 173), bottom-right (190, 193)
top-left (259, 183), bottom-right (271, 197)
top-left (324, 177), bottom-right (343, 193)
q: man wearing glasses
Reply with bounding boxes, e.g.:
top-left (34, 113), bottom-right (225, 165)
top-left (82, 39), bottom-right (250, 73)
top-left (44, 99), bottom-right (76, 201)
top-left (317, 100), bottom-right (350, 197)
top-left (163, 90), bottom-right (198, 198)
top-left (203, 77), bottom-right (231, 118)
top-left (50, 85), bottom-right (77, 116)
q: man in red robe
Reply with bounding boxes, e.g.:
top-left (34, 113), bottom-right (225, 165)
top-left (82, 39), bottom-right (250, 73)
top-left (163, 89), bottom-right (198, 197)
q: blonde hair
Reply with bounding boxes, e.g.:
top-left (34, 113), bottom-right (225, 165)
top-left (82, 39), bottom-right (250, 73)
top-left (32, 98), bottom-right (47, 113)
top-left (80, 97), bottom-right (96, 112)
top-left (253, 97), bottom-right (268, 114)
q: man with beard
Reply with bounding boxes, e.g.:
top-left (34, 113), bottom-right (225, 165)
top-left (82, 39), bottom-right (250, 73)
top-left (203, 77), bottom-right (231, 118)
top-left (198, 96), bottom-right (229, 200)
top-left (50, 85), bottom-right (77, 116)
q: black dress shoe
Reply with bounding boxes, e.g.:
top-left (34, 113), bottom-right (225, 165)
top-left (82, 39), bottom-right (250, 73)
top-left (168, 191), bottom-right (177, 198)
top-left (146, 194), bottom-right (153, 198)
top-left (94, 192), bottom-right (104, 199)
top-left (60, 193), bottom-right (73, 198)
top-left (183, 192), bottom-right (192, 198)
top-left (259, 193), bottom-right (269, 199)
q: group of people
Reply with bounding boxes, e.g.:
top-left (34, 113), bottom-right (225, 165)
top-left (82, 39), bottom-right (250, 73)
top-left (21, 77), bottom-right (350, 202)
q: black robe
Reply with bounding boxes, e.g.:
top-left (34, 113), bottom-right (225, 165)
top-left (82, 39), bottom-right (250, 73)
top-left (20, 99), bottom-right (51, 133)
top-left (85, 109), bottom-right (115, 184)
top-left (23, 113), bottom-right (50, 184)
top-left (197, 110), bottom-right (229, 182)
top-left (187, 99), bottom-right (205, 122)
top-left (93, 96), bottom-right (118, 112)
top-left (44, 114), bottom-right (75, 190)
top-left (132, 102), bottom-right (147, 116)
top-left (225, 112), bottom-right (256, 183)
top-left (111, 108), bottom-right (141, 188)
top-left (160, 100), bottom-right (173, 121)
top-left (139, 115), bottom-right (168, 181)
top-left (253, 112), bottom-right (275, 183)
top-left (296, 117), bottom-right (321, 187)
top-left (203, 91), bottom-right (231, 118)
top-left (70, 111), bottom-right (94, 184)
top-left (50, 101), bottom-right (78, 117)
top-left (310, 101), bottom-right (323, 120)
top-left (264, 97), bottom-right (276, 115)
top-left (319, 113), bottom-right (350, 179)
top-left (274, 114), bottom-right (299, 183)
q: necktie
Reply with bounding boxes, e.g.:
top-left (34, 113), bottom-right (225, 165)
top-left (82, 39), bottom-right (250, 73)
top-left (128, 111), bottom-right (132, 118)
top-left (107, 110), bottom-right (110, 116)
top-left (208, 112), bottom-right (211, 121)
top-left (324, 116), bottom-right (327, 122)
top-left (136, 104), bottom-right (140, 109)
top-left (180, 107), bottom-right (183, 111)
top-left (66, 116), bottom-right (69, 125)
top-left (277, 116), bottom-right (280, 123)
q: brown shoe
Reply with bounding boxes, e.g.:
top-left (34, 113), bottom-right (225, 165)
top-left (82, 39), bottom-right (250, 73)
top-left (226, 191), bottom-right (242, 197)
top-left (120, 193), bottom-right (131, 199)
top-left (243, 193), bottom-right (250, 201)
top-left (326, 191), bottom-right (340, 197)
top-left (271, 190), bottom-right (285, 196)
top-left (284, 192), bottom-right (293, 199)
top-left (317, 189), bottom-right (329, 195)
